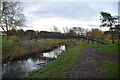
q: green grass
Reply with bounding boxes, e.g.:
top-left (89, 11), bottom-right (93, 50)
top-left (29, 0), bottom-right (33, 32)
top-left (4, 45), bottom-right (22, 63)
top-left (28, 42), bottom-right (103, 78)
top-left (97, 43), bottom-right (119, 55)
top-left (2, 36), bottom-right (19, 60)
top-left (99, 61), bottom-right (119, 78)
top-left (2, 36), bottom-right (19, 49)
top-left (44, 39), bottom-right (77, 43)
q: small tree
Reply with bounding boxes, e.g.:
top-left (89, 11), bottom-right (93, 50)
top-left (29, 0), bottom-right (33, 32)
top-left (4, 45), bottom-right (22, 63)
top-left (100, 11), bottom-right (118, 44)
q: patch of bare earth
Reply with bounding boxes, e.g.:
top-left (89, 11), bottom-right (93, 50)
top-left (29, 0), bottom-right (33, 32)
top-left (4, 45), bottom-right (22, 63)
top-left (66, 46), bottom-right (119, 78)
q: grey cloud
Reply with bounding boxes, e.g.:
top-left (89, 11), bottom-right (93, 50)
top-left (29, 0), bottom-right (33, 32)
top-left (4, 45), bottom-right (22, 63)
top-left (23, 2), bottom-right (100, 20)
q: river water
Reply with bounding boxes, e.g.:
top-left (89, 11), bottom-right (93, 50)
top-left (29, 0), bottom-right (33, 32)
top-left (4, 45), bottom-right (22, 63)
top-left (2, 45), bottom-right (66, 78)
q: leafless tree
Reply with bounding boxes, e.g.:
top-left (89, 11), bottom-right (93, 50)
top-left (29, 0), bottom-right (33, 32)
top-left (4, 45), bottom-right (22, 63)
top-left (0, 1), bottom-right (25, 39)
top-left (72, 27), bottom-right (85, 36)
top-left (63, 27), bottom-right (69, 33)
top-left (52, 25), bottom-right (60, 32)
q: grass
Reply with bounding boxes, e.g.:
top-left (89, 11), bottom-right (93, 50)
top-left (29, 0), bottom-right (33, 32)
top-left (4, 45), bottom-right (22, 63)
top-left (2, 36), bottom-right (20, 60)
top-left (44, 39), bottom-right (77, 44)
top-left (97, 43), bottom-right (119, 55)
top-left (28, 42), bottom-right (103, 78)
top-left (2, 36), bottom-right (19, 49)
top-left (99, 60), bottom-right (119, 78)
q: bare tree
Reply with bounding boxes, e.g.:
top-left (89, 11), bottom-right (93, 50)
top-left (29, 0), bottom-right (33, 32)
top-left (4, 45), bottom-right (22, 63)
top-left (0, 1), bottom-right (25, 39)
top-left (63, 27), bottom-right (69, 33)
top-left (72, 27), bottom-right (85, 36)
top-left (52, 25), bottom-right (60, 32)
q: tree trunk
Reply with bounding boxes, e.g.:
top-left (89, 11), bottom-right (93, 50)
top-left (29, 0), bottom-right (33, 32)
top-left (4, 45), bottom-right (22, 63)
top-left (111, 29), bottom-right (115, 44)
top-left (6, 31), bottom-right (10, 40)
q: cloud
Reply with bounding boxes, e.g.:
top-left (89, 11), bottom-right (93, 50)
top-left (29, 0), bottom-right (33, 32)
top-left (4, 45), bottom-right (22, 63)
top-left (24, 2), bottom-right (99, 20)
top-left (23, 2), bottom-right (100, 21)
top-left (21, 2), bottom-right (117, 31)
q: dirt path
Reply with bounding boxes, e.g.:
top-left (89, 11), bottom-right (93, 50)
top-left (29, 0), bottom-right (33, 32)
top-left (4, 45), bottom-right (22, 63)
top-left (66, 46), bottom-right (119, 78)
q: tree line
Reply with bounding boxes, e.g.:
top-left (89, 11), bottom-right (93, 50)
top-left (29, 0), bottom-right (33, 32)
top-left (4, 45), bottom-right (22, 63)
top-left (4, 27), bottom-right (117, 40)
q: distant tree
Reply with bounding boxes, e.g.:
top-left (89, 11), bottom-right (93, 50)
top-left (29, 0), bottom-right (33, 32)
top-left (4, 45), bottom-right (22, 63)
top-left (89, 28), bottom-right (107, 39)
top-left (17, 29), bottom-right (25, 37)
top-left (63, 27), bottom-right (69, 33)
top-left (72, 27), bottom-right (85, 36)
top-left (68, 29), bottom-right (76, 36)
top-left (35, 30), bottom-right (40, 36)
top-left (52, 25), bottom-right (60, 32)
top-left (0, 2), bottom-right (25, 39)
top-left (26, 30), bottom-right (36, 36)
top-left (100, 11), bottom-right (119, 43)
top-left (84, 29), bottom-right (90, 36)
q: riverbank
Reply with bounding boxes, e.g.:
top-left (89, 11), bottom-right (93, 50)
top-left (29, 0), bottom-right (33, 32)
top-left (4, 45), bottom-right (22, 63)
top-left (28, 42), bottom-right (103, 78)
top-left (28, 41), bottom-right (119, 78)
top-left (2, 37), bottom-right (76, 63)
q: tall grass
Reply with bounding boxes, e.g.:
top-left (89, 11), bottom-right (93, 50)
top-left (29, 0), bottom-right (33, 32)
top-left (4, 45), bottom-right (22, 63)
top-left (7, 40), bottom-right (60, 60)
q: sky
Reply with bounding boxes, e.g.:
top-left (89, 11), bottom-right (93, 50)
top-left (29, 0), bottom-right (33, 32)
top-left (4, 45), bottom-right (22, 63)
top-left (20, 1), bottom-right (118, 32)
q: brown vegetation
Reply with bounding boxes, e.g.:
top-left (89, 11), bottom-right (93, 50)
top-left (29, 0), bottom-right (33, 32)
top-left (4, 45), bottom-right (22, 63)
top-left (3, 40), bottom-right (59, 62)
top-left (3, 40), bottom-right (76, 63)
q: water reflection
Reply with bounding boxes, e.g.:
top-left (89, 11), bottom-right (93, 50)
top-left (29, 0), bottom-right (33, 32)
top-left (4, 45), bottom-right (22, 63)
top-left (2, 45), bottom-right (66, 78)
top-left (2, 58), bottom-right (47, 78)
top-left (43, 45), bottom-right (66, 58)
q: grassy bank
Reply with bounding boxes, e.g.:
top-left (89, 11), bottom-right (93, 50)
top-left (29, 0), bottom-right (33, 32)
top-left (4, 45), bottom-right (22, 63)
top-left (99, 61), bottom-right (119, 78)
top-left (97, 42), bottom-right (119, 78)
top-left (97, 43), bottom-right (119, 55)
top-left (28, 42), bottom-right (102, 78)
top-left (2, 37), bottom-right (77, 62)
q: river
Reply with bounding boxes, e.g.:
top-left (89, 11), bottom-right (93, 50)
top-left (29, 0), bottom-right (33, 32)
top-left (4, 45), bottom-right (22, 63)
top-left (2, 45), bottom-right (66, 78)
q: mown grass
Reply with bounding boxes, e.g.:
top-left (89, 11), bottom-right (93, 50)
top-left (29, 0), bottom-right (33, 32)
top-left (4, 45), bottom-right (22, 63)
top-left (97, 43), bottom-right (119, 55)
top-left (28, 42), bottom-right (103, 78)
top-left (99, 61), bottom-right (119, 78)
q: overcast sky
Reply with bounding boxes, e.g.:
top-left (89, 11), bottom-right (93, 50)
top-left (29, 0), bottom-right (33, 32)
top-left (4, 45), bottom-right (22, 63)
top-left (21, 1), bottom-right (118, 32)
